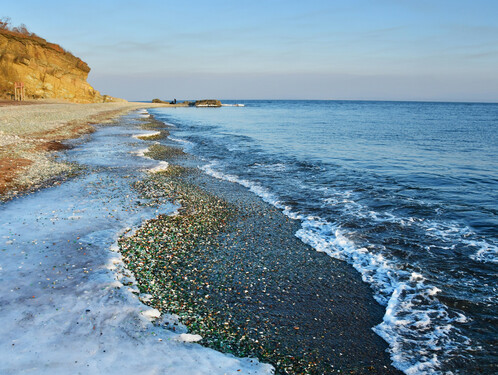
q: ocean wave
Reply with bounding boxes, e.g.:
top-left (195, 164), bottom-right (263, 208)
top-left (250, 162), bottom-right (287, 172)
top-left (468, 240), bottom-right (498, 264)
top-left (295, 216), bottom-right (471, 374)
top-left (200, 160), bottom-right (472, 375)
top-left (417, 220), bottom-right (498, 264)
top-left (201, 161), bottom-right (302, 221)
top-left (169, 136), bottom-right (195, 152)
top-left (321, 194), bottom-right (498, 265)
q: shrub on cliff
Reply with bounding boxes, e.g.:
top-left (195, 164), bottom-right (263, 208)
top-left (0, 17), bottom-right (36, 37)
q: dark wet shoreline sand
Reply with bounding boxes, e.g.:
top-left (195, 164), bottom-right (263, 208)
top-left (120, 116), bottom-right (402, 374)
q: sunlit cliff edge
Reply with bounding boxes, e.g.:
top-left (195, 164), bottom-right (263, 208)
top-left (0, 27), bottom-right (123, 103)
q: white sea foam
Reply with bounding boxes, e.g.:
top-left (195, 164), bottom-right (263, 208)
top-left (296, 217), bottom-right (473, 374)
top-left (323, 192), bottom-right (498, 266)
top-left (169, 136), bottom-right (195, 152)
top-left (420, 220), bottom-right (498, 264)
top-left (468, 240), bottom-right (498, 264)
top-left (201, 161), bottom-right (299, 220)
top-left (250, 162), bottom-right (287, 172)
top-left (200, 160), bottom-right (473, 375)
top-left (169, 136), bottom-right (193, 145)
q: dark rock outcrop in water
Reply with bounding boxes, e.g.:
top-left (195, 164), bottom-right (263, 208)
top-left (0, 25), bottom-right (122, 103)
top-left (151, 99), bottom-right (222, 107)
top-left (195, 99), bottom-right (222, 107)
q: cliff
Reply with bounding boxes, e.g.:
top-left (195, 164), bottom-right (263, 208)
top-left (0, 28), bottom-right (118, 103)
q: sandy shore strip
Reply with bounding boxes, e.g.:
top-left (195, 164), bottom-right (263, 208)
top-left (0, 101), bottom-right (168, 200)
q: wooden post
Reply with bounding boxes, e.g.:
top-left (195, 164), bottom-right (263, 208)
top-left (14, 82), bottom-right (25, 101)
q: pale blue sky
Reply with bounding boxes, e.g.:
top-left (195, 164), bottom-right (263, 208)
top-left (3, 0), bottom-right (498, 101)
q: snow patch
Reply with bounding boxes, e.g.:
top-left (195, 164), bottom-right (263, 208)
top-left (148, 161), bottom-right (169, 173)
top-left (141, 308), bottom-right (161, 320)
top-left (177, 333), bottom-right (203, 343)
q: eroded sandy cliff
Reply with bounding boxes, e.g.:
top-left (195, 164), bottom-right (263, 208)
top-left (0, 29), bottom-right (116, 103)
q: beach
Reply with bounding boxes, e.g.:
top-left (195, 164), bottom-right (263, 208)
top-left (0, 101), bottom-right (184, 200)
top-left (0, 104), bottom-right (273, 374)
top-left (3, 101), bottom-right (495, 374)
top-left (153, 100), bottom-right (497, 375)
top-left (120, 145), bottom-right (399, 374)
top-left (3, 2), bottom-right (496, 373)
top-left (0, 103), bottom-right (400, 374)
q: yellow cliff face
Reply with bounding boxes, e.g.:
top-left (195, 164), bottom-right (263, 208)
top-left (0, 29), bottom-right (111, 103)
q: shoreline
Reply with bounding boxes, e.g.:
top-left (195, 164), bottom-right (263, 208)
top-left (0, 109), bottom-right (273, 374)
top-left (121, 112), bottom-right (402, 374)
top-left (0, 101), bottom-right (169, 201)
top-left (1, 106), bottom-right (401, 374)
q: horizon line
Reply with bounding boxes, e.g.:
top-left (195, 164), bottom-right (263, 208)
top-left (129, 98), bottom-right (498, 105)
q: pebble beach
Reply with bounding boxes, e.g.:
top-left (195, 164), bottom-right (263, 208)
top-left (0, 101), bottom-right (171, 200)
top-left (0, 104), bottom-right (400, 374)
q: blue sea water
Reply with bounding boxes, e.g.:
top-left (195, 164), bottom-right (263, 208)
top-left (152, 101), bottom-right (497, 374)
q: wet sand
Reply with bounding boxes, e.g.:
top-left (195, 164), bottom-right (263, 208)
top-left (121, 116), bottom-right (402, 374)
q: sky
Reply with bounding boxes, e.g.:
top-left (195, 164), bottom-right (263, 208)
top-left (2, 0), bottom-right (498, 102)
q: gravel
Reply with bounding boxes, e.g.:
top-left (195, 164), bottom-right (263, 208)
top-left (119, 116), bottom-right (402, 375)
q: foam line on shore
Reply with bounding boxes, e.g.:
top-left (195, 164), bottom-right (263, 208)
top-left (198, 159), bottom-right (470, 375)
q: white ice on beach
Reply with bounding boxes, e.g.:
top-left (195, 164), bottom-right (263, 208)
top-left (177, 333), bottom-right (203, 343)
top-left (138, 109), bottom-right (150, 118)
top-left (0, 112), bottom-right (272, 375)
top-left (148, 161), bottom-right (170, 173)
top-left (132, 131), bottom-right (161, 139)
top-left (133, 147), bottom-right (150, 158)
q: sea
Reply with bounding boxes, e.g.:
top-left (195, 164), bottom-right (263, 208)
top-left (151, 100), bottom-right (497, 374)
